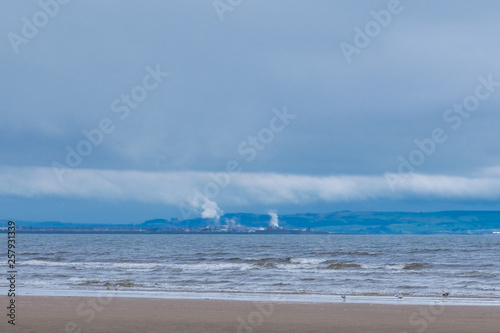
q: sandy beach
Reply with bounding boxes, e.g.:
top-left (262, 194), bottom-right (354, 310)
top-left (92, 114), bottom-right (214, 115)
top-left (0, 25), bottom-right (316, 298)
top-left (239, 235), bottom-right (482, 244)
top-left (1, 296), bottom-right (498, 333)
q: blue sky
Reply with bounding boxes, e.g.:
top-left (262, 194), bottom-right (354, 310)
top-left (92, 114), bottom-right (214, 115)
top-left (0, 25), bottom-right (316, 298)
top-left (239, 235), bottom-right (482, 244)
top-left (2, 0), bottom-right (500, 223)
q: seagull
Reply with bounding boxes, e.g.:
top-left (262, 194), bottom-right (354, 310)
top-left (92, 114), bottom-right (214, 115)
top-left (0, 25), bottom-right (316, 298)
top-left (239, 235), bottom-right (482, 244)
top-left (341, 294), bottom-right (346, 302)
top-left (442, 291), bottom-right (450, 298)
top-left (395, 292), bottom-right (403, 299)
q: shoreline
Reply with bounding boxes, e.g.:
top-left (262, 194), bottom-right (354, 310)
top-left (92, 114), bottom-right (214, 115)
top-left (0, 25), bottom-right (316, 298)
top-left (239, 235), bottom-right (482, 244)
top-left (2, 295), bottom-right (499, 333)
top-left (17, 289), bottom-right (500, 306)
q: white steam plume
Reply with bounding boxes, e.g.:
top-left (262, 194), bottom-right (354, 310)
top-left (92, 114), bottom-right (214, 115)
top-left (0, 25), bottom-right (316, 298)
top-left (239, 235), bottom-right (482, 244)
top-left (225, 217), bottom-right (237, 229)
top-left (268, 211), bottom-right (279, 228)
top-left (200, 199), bottom-right (223, 222)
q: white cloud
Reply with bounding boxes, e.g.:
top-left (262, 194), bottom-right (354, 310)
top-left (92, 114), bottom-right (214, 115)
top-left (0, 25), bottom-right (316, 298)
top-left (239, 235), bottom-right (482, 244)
top-left (2, 167), bottom-right (500, 210)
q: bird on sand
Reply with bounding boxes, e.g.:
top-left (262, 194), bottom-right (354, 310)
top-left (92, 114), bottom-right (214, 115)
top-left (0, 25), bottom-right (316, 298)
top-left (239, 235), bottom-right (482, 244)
top-left (341, 294), bottom-right (346, 302)
top-left (395, 292), bottom-right (403, 299)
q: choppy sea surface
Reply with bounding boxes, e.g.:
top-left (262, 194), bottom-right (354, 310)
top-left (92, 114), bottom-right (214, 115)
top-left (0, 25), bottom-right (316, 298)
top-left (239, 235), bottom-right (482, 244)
top-left (5, 234), bottom-right (500, 302)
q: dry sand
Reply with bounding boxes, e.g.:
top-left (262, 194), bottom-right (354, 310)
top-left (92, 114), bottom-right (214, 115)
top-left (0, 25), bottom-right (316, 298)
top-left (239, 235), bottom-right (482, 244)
top-left (1, 296), bottom-right (498, 333)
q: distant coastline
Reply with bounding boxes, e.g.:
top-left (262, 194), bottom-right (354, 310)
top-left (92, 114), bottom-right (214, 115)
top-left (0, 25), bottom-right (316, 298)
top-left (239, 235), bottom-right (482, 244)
top-left (3, 210), bottom-right (500, 234)
top-left (1, 229), bottom-right (327, 235)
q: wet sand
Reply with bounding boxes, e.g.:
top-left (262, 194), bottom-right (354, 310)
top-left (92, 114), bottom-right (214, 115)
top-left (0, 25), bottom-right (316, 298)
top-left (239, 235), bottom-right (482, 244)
top-left (1, 296), bottom-right (498, 333)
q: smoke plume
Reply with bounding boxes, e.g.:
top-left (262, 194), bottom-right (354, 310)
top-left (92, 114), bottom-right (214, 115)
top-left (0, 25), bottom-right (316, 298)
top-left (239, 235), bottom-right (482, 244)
top-left (268, 211), bottom-right (279, 228)
top-left (201, 199), bottom-right (223, 222)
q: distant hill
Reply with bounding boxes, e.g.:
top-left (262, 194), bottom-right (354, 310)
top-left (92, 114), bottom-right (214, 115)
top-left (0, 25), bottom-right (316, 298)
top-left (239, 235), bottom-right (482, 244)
top-left (138, 211), bottom-right (500, 234)
top-left (276, 211), bottom-right (500, 234)
top-left (3, 211), bottom-right (500, 234)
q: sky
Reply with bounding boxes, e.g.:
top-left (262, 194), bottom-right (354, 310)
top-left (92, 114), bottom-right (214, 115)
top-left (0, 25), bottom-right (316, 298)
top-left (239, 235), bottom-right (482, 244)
top-left (1, 0), bottom-right (500, 224)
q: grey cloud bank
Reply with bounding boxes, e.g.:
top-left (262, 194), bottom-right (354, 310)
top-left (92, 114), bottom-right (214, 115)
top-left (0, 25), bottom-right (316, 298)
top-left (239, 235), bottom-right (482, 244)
top-left (2, 166), bottom-right (500, 210)
top-left (2, 1), bottom-right (500, 222)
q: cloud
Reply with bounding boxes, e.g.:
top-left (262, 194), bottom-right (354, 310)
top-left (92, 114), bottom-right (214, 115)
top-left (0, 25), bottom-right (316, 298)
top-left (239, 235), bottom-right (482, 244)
top-left (2, 1), bottom-right (500, 178)
top-left (2, 167), bottom-right (500, 211)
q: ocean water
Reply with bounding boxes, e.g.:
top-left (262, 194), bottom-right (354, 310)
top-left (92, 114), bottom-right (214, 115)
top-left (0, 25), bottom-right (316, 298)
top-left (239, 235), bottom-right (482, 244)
top-left (6, 234), bottom-right (500, 300)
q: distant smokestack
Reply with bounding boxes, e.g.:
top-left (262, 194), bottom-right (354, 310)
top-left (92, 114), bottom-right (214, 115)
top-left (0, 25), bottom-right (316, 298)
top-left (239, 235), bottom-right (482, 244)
top-left (225, 218), bottom-right (236, 230)
top-left (268, 211), bottom-right (279, 228)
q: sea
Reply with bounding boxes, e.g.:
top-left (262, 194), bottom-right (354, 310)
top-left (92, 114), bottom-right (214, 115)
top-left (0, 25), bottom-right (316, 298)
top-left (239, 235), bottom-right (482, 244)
top-left (6, 233), bottom-right (500, 304)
